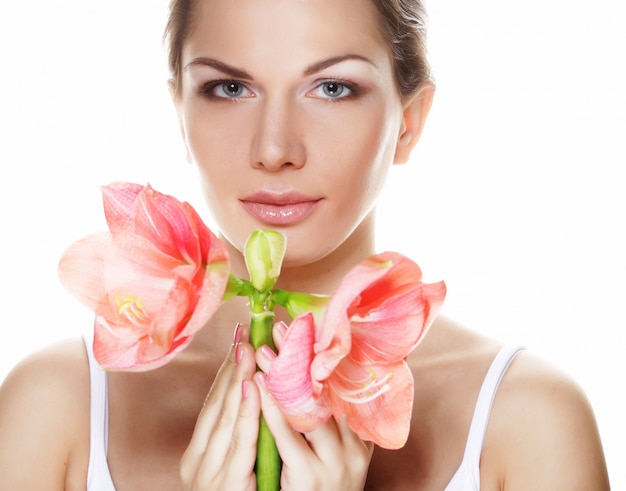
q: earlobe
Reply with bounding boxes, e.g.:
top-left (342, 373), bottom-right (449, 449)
top-left (393, 84), bottom-right (435, 164)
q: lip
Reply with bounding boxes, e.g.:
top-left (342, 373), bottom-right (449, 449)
top-left (240, 191), bottom-right (322, 226)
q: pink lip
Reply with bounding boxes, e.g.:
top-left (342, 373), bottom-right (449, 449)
top-left (240, 191), bottom-right (321, 226)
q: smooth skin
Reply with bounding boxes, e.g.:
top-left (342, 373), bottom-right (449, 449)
top-left (0, 0), bottom-right (610, 489)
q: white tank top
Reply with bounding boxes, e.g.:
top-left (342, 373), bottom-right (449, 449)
top-left (84, 336), bottom-right (117, 491)
top-left (84, 338), bottom-right (524, 490)
top-left (444, 344), bottom-right (524, 490)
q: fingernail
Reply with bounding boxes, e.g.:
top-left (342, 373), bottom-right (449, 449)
top-left (275, 321), bottom-right (288, 338)
top-left (242, 380), bottom-right (249, 400)
top-left (256, 372), bottom-right (268, 390)
top-left (232, 322), bottom-right (242, 346)
top-left (233, 322), bottom-right (241, 346)
top-left (235, 344), bottom-right (243, 364)
top-left (260, 345), bottom-right (277, 361)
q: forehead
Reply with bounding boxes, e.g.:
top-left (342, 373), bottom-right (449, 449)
top-left (183, 0), bottom-right (391, 74)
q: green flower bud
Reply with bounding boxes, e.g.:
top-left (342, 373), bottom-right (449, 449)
top-left (244, 229), bottom-right (286, 293)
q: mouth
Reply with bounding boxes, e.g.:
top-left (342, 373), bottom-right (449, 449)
top-left (240, 191), bottom-right (322, 226)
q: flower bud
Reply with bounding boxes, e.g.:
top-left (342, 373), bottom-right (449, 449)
top-left (244, 229), bottom-right (286, 293)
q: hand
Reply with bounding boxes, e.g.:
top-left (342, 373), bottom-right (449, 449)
top-left (180, 324), bottom-right (262, 491)
top-left (255, 322), bottom-right (374, 491)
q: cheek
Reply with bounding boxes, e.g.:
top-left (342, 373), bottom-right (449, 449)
top-left (182, 113), bottom-right (240, 221)
top-left (182, 107), bottom-right (253, 209)
top-left (318, 105), bottom-right (397, 195)
top-left (319, 95), bottom-right (398, 159)
top-left (184, 104), bottom-right (246, 165)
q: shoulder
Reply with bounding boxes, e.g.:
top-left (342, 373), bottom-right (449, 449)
top-left (408, 318), bottom-right (610, 490)
top-left (0, 338), bottom-right (91, 489)
top-left (0, 337), bottom-right (90, 413)
top-left (483, 350), bottom-right (610, 490)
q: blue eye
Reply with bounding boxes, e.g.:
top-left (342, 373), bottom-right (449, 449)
top-left (201, 80), bottom-right (252, 99)
top-left (220, 82), bottom-right (245, 97)
top-left (314, 81), bottom-right (355, 99)
top-left (322, 82), bottom-right (347, 98)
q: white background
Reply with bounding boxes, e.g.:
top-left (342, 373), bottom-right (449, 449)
top-left (1, 0), bottom-right (624, 487)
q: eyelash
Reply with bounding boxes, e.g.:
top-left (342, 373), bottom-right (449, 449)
top-left (311, 79), bottom-right (361, 100)
top-left (198, 78), bottom-right (362, 101)
top-left (199, 79), bottom-right (253, 100)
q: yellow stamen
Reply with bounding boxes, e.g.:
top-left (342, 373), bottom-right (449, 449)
top-left (333, 368), bottom-right (394, 404)
top-left (115, 293), bottom-right (148, 324)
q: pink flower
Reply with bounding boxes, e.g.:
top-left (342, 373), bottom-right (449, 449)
top-left (267, 252), bottom-right (446, 449)
top-left (58, 182), bottom-right (230, 371)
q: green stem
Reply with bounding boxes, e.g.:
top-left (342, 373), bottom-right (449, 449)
top-left (250, 310), bottom-right (281, 491)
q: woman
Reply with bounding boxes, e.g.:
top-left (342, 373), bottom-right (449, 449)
top-left (0, 0), bottom-right (610, 489)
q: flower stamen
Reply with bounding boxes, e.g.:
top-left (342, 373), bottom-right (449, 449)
top-left (115, 293), bottom-right (148, 324)
top-left (332, 368), bottom-right (393, 404)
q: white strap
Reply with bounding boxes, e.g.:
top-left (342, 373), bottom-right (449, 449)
top-left (445, 344), bottom-right (525, 490)
top-left (84, 336), bottom-right (116, 490)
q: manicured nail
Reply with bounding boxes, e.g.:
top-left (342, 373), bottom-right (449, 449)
top-left (232, 322), bottom-right (242, 346)
top-left (242, 380), bottom-right (250, 400)
top-left (235, 344), bottom-right (243, 364)
top-left (256, 372), bottom-right (268, 390)
top-left (260, 345), bottom-right (277, 361)
top-left (275, 321), bottom-right (288, 339)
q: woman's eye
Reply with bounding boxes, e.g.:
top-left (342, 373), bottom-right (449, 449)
top-left (313, 81), bottom-right (354, 99)
top-left (202, 80), bottom-right (251, 99)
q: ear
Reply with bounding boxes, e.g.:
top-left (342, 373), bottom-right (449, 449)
top-left (393, 84), bottom-right (435, 164)
top-left (169, 80), bottom-right (193, 164)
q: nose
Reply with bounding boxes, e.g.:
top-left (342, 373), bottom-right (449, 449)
top-left (250, 97), bottom-right (306, 171)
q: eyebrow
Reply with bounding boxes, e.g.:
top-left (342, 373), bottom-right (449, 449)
top-left (185, 54), bottom-right (378, 79)
top-left (185, 58), bottom-right (252, 79)
top-left (303, 54), bottom-right (378, 75)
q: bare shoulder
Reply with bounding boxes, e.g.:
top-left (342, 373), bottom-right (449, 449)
top-left (0, 338), bottom-right (90, 490)
top-left (381, 318), bottom-right (610, 490)
top-left (484, 350), bottom-right (611, 490)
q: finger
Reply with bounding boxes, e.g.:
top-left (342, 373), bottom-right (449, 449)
top-left (194, 378), bottom-right (261, 488)
top-left (255, 375), bottom-right (373, 491)
top-left (182, 342), bottom-right (257, 482)
top-left (181, 350), bottom-right (239, 484)
top-left (272, 321), bottom-right (288, 350)
top-left (253, 372), bottom-right (312, 464)
top-left (202, 323), bottom-right (245, 408)
top-left (183, 341), bottom-right (238, 465)
top-left (302, 416), bottom-right (344, 462)
top-left (335, 416), bottom-right (374, 457)
top-left (183, 329), bottom-right (255, 467)
top-left (302, 417), bottom-right (372, 490)
top-left (200, 343), bottom-right (258, 457)
top-left (305, 416), bottom-right (373, 463)
top-left (199, 323), bottom-right (250, 418)
top-left (223, 380), bottom-right (261, 478)
top-left (255, 344), bottom-right (277, 374)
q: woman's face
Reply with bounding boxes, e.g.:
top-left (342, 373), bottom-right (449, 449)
top-left (175, 0), bottom-right (411, 267)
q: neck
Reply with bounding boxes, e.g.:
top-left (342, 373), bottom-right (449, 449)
top-left (185, 212), bottom-right (377, 358)
top-left (232, 212), bottom-right (377, 295)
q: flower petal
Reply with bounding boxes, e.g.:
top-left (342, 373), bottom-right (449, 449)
top-left (178, 230), bottom-right (230, 338)
top-left (93, 314), bottom-right (188, 371)
top-left (101, 182), bottom-right (144, 234)
top-left (60, 182), bottom-right (231, 371)
top-left (349, 280), bottom-right (447, 363)
top-left (312, 252), bottom-right (410, 381)
top-left (314, 257), bottom-right (388, 354)
top-left (58, 233), bottom-right (110, 311)
top-left (267, 313), bottom-right (331, 432)
top-left (329, 358), bottom-right (414, 449)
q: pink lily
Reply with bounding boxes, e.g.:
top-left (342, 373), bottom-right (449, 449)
top-left (267, 252), bottom-right (446, 449)
top-left (58, 182), bottom-right (230, 371)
